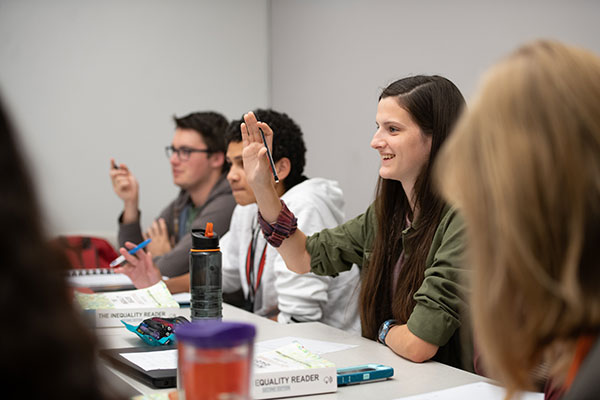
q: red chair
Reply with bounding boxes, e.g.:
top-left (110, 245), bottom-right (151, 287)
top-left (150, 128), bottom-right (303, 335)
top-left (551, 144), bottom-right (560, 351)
top-left (53, 235), bottom-right (119, 270)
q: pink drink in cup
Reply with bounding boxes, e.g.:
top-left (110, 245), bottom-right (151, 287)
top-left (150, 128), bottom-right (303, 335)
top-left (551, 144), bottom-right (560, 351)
top-left (176, 321), bottom-right (256, 400)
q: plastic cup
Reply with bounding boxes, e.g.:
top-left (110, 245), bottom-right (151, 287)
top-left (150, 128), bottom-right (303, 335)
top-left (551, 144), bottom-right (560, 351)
top-left (176, 321), bottom-right (256, 400)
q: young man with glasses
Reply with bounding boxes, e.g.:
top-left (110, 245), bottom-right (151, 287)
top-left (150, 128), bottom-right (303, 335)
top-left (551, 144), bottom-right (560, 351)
top-left (109, 111), bottom-right (236, 280)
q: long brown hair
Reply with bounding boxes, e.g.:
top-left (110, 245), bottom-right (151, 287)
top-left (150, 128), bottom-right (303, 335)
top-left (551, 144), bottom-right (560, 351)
top-left (435, 40), bottom-right (600, 396)
top-left (360, 76), bottom-right (466, 339)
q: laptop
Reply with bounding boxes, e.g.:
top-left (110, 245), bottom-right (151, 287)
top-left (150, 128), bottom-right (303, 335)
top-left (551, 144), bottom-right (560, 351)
top-left (100, 345), bottom-right (177, 389)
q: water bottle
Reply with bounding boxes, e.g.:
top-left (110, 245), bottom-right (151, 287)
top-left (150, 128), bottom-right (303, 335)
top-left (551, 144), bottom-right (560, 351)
top-left (190, 222), bottom-right (222, 320)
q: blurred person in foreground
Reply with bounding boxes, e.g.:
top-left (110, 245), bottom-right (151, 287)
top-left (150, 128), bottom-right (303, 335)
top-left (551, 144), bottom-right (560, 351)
top-left (0, 95), bottom-right (121, 399)
top-left (435, 40), bottom-right (600, 399)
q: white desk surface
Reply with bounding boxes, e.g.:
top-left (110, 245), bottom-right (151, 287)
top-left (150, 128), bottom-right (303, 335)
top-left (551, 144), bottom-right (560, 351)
top-left (96, 303), bottom-right (488, 399)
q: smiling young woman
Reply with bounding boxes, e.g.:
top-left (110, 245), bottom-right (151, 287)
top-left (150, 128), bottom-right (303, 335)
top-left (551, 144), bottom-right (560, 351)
top-left (241, 75), bottom-right (472, 371)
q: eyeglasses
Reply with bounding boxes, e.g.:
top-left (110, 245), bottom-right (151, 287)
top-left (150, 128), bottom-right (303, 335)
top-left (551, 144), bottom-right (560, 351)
top-left (165, 146), bottom-right (211, 161)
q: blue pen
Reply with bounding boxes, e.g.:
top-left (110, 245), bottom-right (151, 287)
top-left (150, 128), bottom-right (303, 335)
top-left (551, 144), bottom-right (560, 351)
top-left (109, 238), bottom-right (152, 267)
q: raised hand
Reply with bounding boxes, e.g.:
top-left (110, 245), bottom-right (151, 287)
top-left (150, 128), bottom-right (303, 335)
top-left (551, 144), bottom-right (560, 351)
top-left (241, 111), bottom-right (276, 190)
top-left (241, 111), bottom-right (282, 223)
top-left (109, 158), bottom-right (139, 204)
top-left (240, 111), bottom-right (311, 274)
top-left (109, 158), bottom-right (140, 223)
top-left (113, 241), bottom-right (162, 289)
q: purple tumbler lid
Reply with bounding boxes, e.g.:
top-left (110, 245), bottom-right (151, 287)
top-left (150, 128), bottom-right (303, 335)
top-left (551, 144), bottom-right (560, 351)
top-left (175, 321), bottom-right (256, 348)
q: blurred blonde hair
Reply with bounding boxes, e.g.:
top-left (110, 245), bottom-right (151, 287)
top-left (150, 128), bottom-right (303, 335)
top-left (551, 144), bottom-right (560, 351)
top-left (435, 40), bottom-right (600, 396)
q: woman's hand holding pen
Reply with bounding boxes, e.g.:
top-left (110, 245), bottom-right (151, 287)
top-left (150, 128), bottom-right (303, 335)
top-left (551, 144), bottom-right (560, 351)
top-left (113, 241), bottom-right (162, 289)
top-left (241, 112), bottom-right (283, 222)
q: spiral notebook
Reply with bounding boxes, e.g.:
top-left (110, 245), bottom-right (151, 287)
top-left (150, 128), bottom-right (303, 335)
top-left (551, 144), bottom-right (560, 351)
top-left (67, 268), bottom-right (135, 292)
top-left (68, 268), bottom-right (115, 276)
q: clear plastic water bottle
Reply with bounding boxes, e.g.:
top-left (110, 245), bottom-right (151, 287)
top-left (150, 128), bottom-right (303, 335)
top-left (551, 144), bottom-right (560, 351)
top-left (190, 222), bottom-right (222, 320)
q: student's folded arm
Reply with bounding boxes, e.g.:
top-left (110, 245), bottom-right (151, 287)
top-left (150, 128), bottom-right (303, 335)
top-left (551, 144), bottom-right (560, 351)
top-left (385, 324), bottom-right (439, 363)
top-left (400, 208), bottom-right (467, 362)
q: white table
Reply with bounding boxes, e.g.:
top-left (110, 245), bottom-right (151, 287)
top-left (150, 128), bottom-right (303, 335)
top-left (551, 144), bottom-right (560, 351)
top-left (96, 304), bottom-right (488, 399)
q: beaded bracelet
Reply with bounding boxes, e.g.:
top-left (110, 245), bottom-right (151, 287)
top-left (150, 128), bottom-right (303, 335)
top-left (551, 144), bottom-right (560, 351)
top-left (257, 200), bottom-right (298, 247)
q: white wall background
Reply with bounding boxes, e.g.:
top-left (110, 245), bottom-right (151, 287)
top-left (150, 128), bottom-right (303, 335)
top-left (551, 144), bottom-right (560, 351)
top-left (0, 0), bottom-right (270, 239)
top-left (1, 0), bottom-right (599, 239)
top-left (270, 0), bottom-right (600, 220)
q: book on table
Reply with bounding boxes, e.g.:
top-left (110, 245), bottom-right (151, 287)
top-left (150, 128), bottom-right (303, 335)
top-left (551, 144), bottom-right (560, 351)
top-left (73, 281), bottom-right (181, 327)
top-left (253, 341), bottom-right (337, 399)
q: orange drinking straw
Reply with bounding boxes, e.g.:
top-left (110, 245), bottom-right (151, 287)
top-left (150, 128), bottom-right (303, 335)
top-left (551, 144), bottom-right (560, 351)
top-left (205, 222), bottom-right (214, 238)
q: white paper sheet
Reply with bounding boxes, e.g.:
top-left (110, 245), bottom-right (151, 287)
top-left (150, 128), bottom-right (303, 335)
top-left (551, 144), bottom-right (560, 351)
top-left (395, 382), bottom-right (544, 400)
top-left (171, 292), bottom-right (191, 305)
top-left (118, 337), bottom-right (356, 372)
top-left (68, 273), bottom-right (133, 289)
top-left (120, 349), bottom-right (178, 371)
top-left (255, 336), bottom-right (357, 355)
top-left (74, 281), bottom-right (179, 310)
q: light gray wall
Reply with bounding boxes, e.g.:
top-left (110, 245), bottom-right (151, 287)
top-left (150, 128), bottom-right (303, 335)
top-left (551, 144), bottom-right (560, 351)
top-left (270, 0), bottom-right (600, 220)
top-left (1, 1), bottom-right (599, 238)
top-left (0, 0), bottom-right (270, 238)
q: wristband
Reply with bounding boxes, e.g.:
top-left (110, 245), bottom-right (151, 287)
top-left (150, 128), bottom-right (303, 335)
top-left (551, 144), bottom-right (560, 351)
top-left (378, 319), bottom-right (398, 345)
top-left (257, 200), bottom-right (298, 248)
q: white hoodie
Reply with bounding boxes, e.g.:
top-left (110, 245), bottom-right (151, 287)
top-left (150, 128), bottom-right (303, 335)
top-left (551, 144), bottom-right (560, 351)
top-left (221, 178), bottom-right (361, 334)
